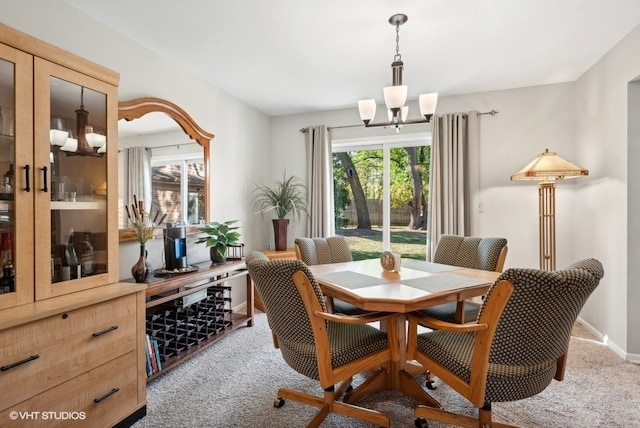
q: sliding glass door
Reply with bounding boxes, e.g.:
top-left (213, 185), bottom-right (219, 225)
top-left (332, 135), bottom-right (430, 261)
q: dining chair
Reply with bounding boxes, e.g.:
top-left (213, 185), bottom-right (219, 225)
top-left (246, 252), bottom-right (398, 427)
top-left (407, 258), bottom-right (604, 428)
top-left (422, 234), bottom-right (508, 324)
top-left (294, 236), bottom-right (367, 315)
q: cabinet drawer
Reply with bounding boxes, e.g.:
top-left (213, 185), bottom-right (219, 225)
top-left (0, 351), bottom-right (137, 427)
top-left (0, 294), bottom-right (137, 411)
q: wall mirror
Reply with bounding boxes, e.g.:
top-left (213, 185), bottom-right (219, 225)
top-left (117, 98), bottom-right (214, 239)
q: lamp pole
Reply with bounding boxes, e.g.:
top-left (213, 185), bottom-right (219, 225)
top-left (538, 182), bottom-right (556, 270)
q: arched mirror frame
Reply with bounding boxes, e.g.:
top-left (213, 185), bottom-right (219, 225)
top-left (117, 97), bottom-right (214, 239)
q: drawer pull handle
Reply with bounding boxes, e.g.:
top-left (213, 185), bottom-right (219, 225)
top-left (92, 325), bottom-right (119, 337)
top-left (94, 387), bottom-right (119, 403)
top-left (23, 165), bottom-right (31, 192)
top-left (41, 166), bottom-right (48, 193)
top-left (1, 354), bottom-right (39, 371)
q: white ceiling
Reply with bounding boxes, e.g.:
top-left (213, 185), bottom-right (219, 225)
top-left (66, 0), bottom-right (640, 117)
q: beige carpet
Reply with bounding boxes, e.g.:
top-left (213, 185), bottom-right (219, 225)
top-left (133, 314), bottom-right (640, 427)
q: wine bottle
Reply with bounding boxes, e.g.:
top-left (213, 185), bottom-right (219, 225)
top-left (0, 264), bottom-right (13, 294)
top-left (66, 230), bottom-right (79, 279)
top-left (0, 232), bottom-right (12, 267)
top-left (80, 231), bottom-right (94, 276)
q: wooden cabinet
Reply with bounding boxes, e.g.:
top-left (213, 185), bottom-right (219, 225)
top-left (0, 351), bottom-right (139, 427)
top-left (0, 23), bottom-right (119, 309)
top-left (0, 284), bottom-right (146, 427)
top-left (0, 23), bottom-right (145, 427)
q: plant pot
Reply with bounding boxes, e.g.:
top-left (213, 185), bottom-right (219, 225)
top-left (210, 247), bottom-right (227, 264)
top-left (272, 218), bottom-right (289, 251)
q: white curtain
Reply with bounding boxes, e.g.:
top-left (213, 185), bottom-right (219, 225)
top-left (427, 112), bottom-right (475, 260)
top-left (126, 146), bottom-right (152, 213)
top-left (305, 125), bottom-right (334, 237)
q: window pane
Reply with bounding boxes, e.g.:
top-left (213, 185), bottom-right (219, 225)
top-left (187, 161), bottom-right (205, 224)
top-left (334, 149), bottom-right (383, 260)
top-left (389, 146), bottom-right (429, 261)
top-left (333, 144), bottom-right (429, 261)
top-left (151, 159), bottom-right (204, 225)
top-left (151, 163), bottom-right (181, 224)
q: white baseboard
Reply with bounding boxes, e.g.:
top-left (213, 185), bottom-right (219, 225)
top-left (576, 316), bottom-right (638, 363)
top-left (233, 301), bottom-right (247, 314)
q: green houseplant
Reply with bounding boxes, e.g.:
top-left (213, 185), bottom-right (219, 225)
top-left (195, 220), bottom-right (241, 264)
top-left (251, 172), bottom-right (308, 251)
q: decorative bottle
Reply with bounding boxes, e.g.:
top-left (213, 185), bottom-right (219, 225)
top-left (65, 230), bottom-right (79, 280)
top-left (3, 164), bottom-right (14, 194)
top-left (131, 245), bottom-right (152, 283)
top-left (79, 231), bottom-right (94, 276)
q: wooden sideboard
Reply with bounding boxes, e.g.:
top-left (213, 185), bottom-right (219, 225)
top-left (140, 259), bottom-right (253, 381)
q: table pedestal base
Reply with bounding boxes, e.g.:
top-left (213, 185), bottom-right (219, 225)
top-left (344, 367), bottom-right (442, 409)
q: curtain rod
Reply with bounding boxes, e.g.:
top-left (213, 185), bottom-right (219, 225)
top-left (118, 142), bottom-right (199, 153)
top-left (299, 110), bottom-right (499, 133)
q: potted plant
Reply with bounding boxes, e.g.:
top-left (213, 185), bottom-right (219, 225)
top-left (195, 220), bottom-right (241, 264)
top-left (251, 172), bottom-right (308, 251)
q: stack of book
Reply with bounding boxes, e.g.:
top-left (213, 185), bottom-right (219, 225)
top-left (145, 334), bottom-right (162, 376)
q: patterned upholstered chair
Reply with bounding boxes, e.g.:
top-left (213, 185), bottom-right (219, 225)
top-left (294, 236), bottom-right (367, 315)
top-left (246, 252), bottom-right (398, 427)
top-left (407, 258), bottom-right (604, 428)
top-left (421, 234), bottom-right (508, 324)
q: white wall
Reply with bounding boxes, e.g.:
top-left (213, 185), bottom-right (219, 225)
top-left (575, 23), bottom-right (640, 361)
top-left (0, 0), bottom-right (271, 305)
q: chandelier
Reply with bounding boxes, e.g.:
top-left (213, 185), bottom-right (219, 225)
top-left (49, 86), bottom-right (106, 156)
top-left (358, 14), bottom-right (438, 129)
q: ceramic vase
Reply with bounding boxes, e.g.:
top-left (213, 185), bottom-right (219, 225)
top-left (272, 218), bottom-right (289, 251)
top-left (132, 244), bottom-right (152, 283)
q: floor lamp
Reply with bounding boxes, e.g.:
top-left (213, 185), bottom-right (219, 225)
top-left (511, 149), bottom-right (588, 271)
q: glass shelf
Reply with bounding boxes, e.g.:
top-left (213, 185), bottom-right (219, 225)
top-left (50, 200), bottom-right (106, 210)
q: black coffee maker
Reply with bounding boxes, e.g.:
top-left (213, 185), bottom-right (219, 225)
top-left (163, 223), bottom-right (187, 270)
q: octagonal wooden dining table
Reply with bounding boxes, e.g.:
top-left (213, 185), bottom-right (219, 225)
top-left (308, 258), bottom-right (500, 407)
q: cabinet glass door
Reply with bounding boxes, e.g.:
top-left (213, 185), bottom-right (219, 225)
top-left (0, 44), bottom-right (34, 309)
top-left (35, 58), bottom-right (117, 299)
top-left (0, 56), bottom-right (16, 296)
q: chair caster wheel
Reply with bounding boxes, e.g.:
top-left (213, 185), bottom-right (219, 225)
top-left (415, 417), bottom-right (428, 428)
top-left (425, 380), bottom-right (437, 390)
top-left (273, 397), bottom-right (285, 408)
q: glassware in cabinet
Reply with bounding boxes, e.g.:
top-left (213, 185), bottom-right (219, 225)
top-left (34, 58), bottom-right (118, 300)
top-left (0, 43), bottom-right (34, 309)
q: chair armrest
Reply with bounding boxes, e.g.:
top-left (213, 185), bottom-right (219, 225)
top-left (314, 310), bottom-right (397, 325)
top-left (407, 312), bottom-right (488, 332)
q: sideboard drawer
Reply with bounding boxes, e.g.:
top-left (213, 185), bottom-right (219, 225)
top-left (0, 294), bottom-right (137, 411)
top-left (0, 351), bottom-right (137, 427)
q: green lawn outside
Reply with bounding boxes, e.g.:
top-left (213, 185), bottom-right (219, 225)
top-left (337, 226), bottom-right (427, 261)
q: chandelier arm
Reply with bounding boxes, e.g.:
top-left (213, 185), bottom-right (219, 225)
top-left (363, 116), bottom-right (433, 129)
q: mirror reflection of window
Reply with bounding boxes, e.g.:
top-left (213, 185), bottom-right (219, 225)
top-left (118, 111), bottom-right (205, 229)
top-left (150, 157), bottom-right (204, 226)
